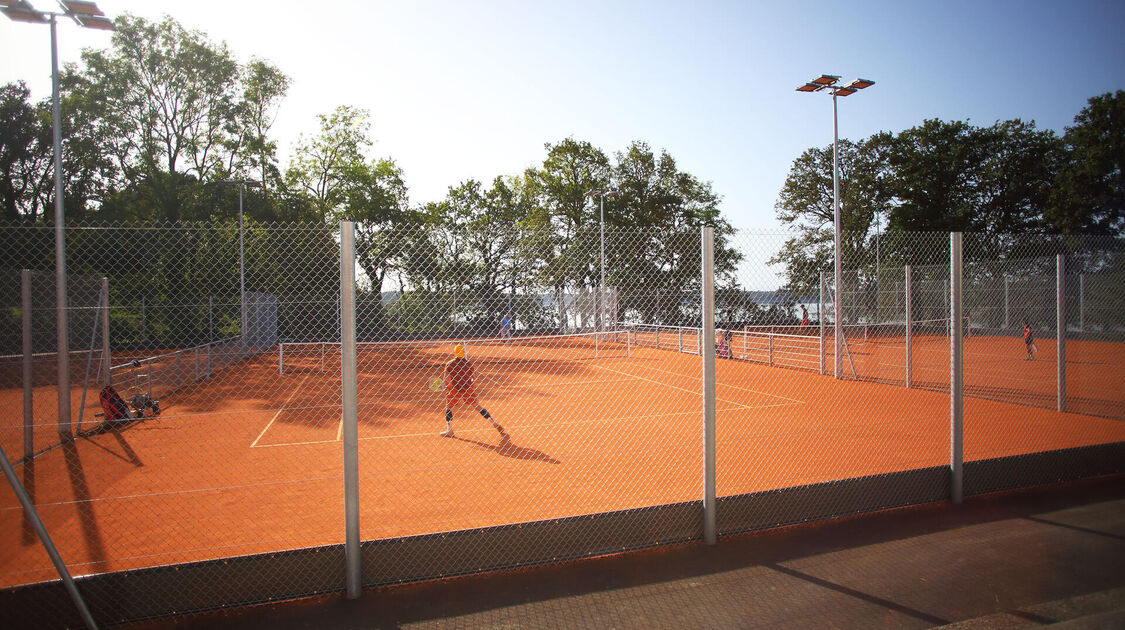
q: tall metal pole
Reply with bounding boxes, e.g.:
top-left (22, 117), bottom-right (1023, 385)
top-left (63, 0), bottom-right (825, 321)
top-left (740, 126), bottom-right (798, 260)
top-left (340, 222), bottom-right (361, 597)
top-left (600, 195), bottom-right (606, 337)
top-left (101, 278), bottom-right (111, 386)
top-left (832, 91), bottom-right (843, 379)
top-left (1057, 254), bottom-right (1066, 413)
top-left (701, 226), bottom-right (716, 545)
top-left (818, 271), bottom-right (826, 375)
top-left (950, 233), bottom-right (964, 504)
top-left (50, 14), bottom-right (71, 439)
top-left (22, 270), bottom-right (33, 461)
top-left (239, 185), bottom-right (247, 344)
top-left (905, 265), bottom-right (913, 388)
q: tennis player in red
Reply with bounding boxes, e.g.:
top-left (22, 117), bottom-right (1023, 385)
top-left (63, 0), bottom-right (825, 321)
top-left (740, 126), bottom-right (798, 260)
top-left (441, 343), bottom-right (505, 438)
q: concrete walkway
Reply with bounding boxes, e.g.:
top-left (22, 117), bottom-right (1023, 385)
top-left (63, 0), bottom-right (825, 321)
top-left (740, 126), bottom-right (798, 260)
top-left (126, 475), bottom-right (1125, 629)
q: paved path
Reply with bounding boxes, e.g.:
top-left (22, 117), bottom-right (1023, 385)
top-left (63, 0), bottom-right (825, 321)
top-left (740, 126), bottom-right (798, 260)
top-left (126, 475), bottom-right (1125, 629)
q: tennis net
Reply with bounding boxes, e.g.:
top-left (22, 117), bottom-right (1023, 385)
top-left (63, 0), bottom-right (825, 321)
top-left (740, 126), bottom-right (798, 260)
top-left (278, 331), bottom-right (630, 375)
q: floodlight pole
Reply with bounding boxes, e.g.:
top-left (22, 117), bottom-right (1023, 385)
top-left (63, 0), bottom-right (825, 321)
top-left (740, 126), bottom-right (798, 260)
top-left (217, 179), bottom-right (260, 347)
top-left (587, 190), bottom-right (618, 336)
top-left (5, 1), bottom-right (115, 439)
top-left (239, 184), bottom-right (246, 341)
top-left (797, 75), bottom-right (874, 379)
top-left (831, 90), bottom-right (842, 378)
top-left (49, 12), bottom-right (71, 436)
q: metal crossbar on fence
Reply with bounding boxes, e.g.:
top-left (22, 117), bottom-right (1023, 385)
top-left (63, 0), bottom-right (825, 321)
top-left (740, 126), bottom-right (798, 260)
top-left (0, 222), bottom-right (1123, 629)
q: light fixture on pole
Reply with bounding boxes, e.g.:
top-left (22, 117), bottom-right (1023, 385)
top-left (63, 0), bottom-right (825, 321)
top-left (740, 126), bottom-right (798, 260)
top-left (217, 179), bottom-right (262, 348)
top-left (796, 74), bottom-right (875, 379)
top-left (586, 189), bottom-right (620, 337)
top-left (3, 0), bottom-right (114, 440)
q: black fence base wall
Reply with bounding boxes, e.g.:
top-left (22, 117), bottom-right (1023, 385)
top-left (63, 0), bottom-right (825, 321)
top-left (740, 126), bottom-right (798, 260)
top-left (3, 442), bottom-right (1123, 630)
top-left (965, 442), bottom-right (1125, 496)
top-left (717, 467), bottom-right (952, 536)
top-left (362, 501), bottom-right (703, 587)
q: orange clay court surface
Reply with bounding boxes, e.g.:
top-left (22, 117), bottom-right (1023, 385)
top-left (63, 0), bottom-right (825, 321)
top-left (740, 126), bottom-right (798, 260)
top-left (1, 334), bottom-right (1124, 587)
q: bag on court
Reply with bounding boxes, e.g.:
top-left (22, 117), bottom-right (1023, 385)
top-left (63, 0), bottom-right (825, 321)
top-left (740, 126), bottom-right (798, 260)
top-left (99, 385), bottom-right (133, 422)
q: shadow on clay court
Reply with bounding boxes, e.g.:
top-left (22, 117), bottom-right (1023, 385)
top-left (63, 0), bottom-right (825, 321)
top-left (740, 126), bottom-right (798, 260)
top-left (453, 433), bottom-right (560, 464)
top-left (61, 440), bottom-right (108, 571)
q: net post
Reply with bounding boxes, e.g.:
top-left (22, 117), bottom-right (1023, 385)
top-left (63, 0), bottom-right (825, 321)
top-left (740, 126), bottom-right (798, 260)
top-left (278, 343), bottom-right (285, 375)
top-left (1057, 254), bottom-right (1066, 412)
top-left (768, 334), bottom-right (774, 366)
top-left (340, 221), bottom-right (362, 598)
top-left (905, 265), bottom-right (912, 389)
top-left (701, 226), bottom-right (716, 546)
top-left (22, 270), bottom-right (33, 461)
top-left (819, 271), bottom-right (826, 375)
top-left (101, 277), bottom-right (111, 386)
top-left (950, 233), bottom-right (964, 504)
top-left (678, 328), bottom-right (683, 353)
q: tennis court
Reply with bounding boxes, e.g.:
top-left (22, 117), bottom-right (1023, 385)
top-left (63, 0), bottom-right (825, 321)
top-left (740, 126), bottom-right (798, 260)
top-left (3, 332), bottom-right (1124, 588)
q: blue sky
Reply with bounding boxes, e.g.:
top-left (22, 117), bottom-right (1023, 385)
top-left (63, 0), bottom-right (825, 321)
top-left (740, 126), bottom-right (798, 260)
top-left (3, 0), bottom-right (1124, 237)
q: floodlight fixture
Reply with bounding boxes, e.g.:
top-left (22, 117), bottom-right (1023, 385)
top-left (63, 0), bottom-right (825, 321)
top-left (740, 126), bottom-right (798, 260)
top-left (846, 78), bottom-right (875, 90)
top-left (74, 13), bottom-right (111, 29)
top-left (59, 0), bottom-right (103, 15)
top-left (834, 87), bottom-right (858, 97)
top-left (1, 1), bottom-right (46, 22)
top-left (811, 74), bottom-right (840, 86)
top-left (796, 82), bottom-right (824, 93)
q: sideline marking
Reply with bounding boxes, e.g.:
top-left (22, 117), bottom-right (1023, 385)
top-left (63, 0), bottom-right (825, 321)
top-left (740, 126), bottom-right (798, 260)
top-left (588, 362), bottom-right (804, 410)
top-left (250, 373), bottom-right (312, 448)
top-left (599, 360), bottom-right (806, 405)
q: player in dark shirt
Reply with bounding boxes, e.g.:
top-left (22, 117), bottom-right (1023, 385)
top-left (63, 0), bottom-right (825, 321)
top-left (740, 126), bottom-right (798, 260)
top-left (1022, 321), bottom-right (1037, 360)
top-left (441, 344), bottom-right (505, 438)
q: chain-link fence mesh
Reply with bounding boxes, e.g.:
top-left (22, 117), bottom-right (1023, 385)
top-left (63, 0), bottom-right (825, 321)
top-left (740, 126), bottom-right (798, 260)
top-left (1, 222), bottom-right (1123, 628)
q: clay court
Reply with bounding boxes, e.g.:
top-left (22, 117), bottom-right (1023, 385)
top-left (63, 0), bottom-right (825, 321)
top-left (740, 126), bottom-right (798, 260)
top-left (2, 331), bottom-right (1124, 590)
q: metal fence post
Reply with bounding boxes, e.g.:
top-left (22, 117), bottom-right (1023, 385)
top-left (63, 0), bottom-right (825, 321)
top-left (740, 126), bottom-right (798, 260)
top-left (950, 233), bottom-right (964, 504)
top-left (1057, 254), bottom-right (1066, 413)
top-left (1003, 276), bottom-right (1010, 330)
top-left (101, 278), bottom-right (111, 386)
top-left (701, 226), bottom-right (716, 545)
top-left (905, 265), bottom-right (912, 389)
top-left (22, 270), bottom-right (33, 460)
top-left (340, 221), bottom-right (362, 597)
top-left (1079, 273), bottom-right (1084, 333)
top-left (819, 271), bottom-right (826, 375)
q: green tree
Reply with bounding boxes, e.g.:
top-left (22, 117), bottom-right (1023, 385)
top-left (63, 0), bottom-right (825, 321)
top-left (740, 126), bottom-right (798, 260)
top-left (0, 82), bottom-right (45, 222)
top-left (770, 136), bottom-right (890, 295)
top-left (1048, 91), bottom-right (1125, 235)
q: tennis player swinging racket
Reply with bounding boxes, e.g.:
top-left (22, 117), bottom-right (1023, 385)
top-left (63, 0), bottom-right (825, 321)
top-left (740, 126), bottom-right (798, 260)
top-left (438, 344), bottom-right (506, 438)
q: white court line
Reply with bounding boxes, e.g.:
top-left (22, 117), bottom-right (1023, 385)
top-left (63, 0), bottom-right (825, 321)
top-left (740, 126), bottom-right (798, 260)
top-left (252, 367), bottom-right (802, 448)
top-left (607, 360), bottom-right (806, 405)
top-left (589, 362), bottom-right (804, 411)
top-left (250, 408), bottom-right (706, 447)
top-left (250, 373), bottom-right (312, 448)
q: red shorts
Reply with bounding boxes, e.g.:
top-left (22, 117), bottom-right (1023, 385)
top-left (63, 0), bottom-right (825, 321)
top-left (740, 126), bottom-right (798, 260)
top-left (446, 386), bottom-right (477, 408)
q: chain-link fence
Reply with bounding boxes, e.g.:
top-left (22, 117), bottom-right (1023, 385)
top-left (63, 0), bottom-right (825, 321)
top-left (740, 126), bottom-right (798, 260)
top-left (1, 222), bottom-right (1123, 628)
